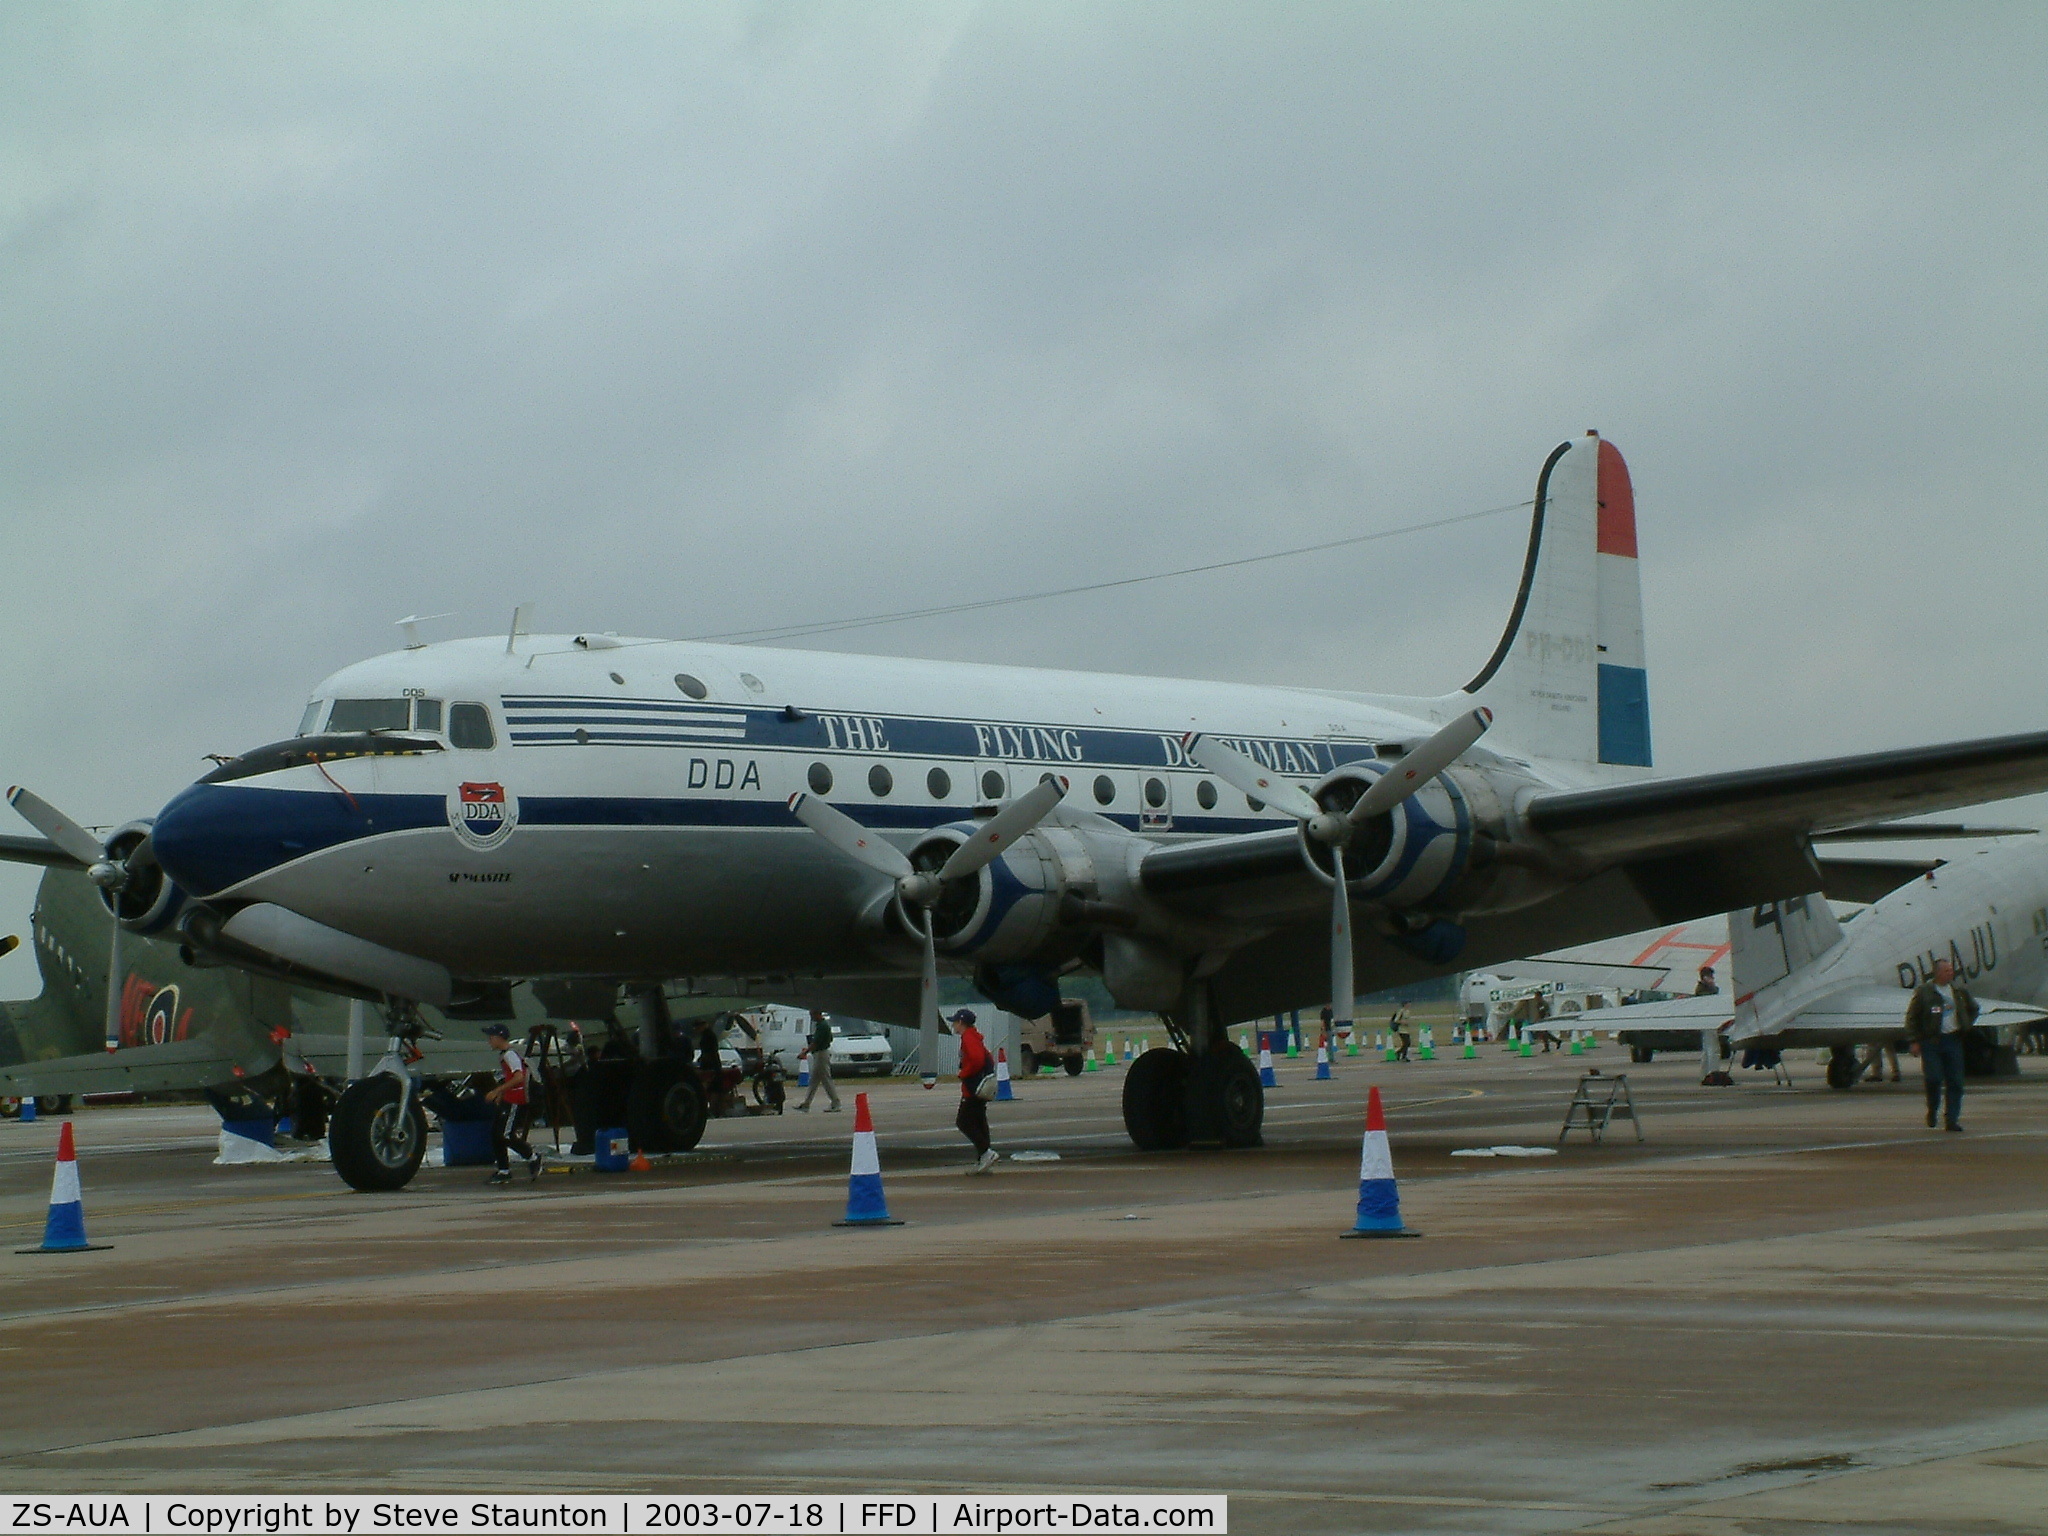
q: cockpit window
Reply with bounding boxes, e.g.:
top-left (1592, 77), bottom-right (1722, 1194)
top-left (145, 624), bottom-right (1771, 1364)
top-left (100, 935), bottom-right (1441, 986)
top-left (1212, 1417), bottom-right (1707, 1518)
top-left (449, 702), bottom-right (496, 749)
top-left (298, 701), bottom-right (325, 736)
top-left (413, 698), bottom-right (443, 733)
top-left (327, 699), bottom-right (412, 734)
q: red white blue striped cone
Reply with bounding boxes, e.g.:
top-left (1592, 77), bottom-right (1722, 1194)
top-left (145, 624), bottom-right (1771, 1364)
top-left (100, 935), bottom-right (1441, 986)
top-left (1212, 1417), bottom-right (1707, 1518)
top-left (1315, 1043), bottom-right (1332, 1080)
top-left (1342, 1087), bottom-right (1416, 1239)
top-left (1259, 1042), bottom-right (1276, 1088)
top-left (994, 1048), bottom-right (1014, 1101)
top-left (20, 1121), bottom-right (110, 1254)
top-left (833, 1093), bottom-right (902, 1227)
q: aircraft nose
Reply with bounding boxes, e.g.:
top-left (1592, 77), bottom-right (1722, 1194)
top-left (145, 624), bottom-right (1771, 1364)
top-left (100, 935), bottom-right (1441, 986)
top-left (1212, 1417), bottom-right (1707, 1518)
top-left (150, 780), bottom-right (331, 900)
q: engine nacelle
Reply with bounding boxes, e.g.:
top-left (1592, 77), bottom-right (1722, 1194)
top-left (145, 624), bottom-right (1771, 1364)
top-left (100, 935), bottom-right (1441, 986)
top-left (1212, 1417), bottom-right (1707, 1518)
top-left (99, 821), bottom-right (187, 937)
top-left (899, 821), bottom-right (1102, 965)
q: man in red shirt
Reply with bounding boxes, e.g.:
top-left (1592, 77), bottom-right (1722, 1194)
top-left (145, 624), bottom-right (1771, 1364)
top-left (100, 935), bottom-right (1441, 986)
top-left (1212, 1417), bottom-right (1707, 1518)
top-left (483, 1023), bottom-right (541, 1185)
top-left (951, 1009), bottom-right (997, 1175)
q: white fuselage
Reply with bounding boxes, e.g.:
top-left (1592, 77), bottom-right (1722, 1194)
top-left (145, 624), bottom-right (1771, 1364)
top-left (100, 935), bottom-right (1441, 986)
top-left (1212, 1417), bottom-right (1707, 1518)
top-left (149, 635), bottom-right (1597, 986)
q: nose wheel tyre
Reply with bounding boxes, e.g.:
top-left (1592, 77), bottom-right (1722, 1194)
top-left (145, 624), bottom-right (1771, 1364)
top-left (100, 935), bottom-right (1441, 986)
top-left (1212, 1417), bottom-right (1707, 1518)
top-left (331, 1076), bottom-right (429, 1192)
top-left (1122, 1048), bottom-right (1190, 1150)
top-left (1187, 1041), bottom-right (1264, 1149)
top-left (629, 1060), bottom-right (709, 1152)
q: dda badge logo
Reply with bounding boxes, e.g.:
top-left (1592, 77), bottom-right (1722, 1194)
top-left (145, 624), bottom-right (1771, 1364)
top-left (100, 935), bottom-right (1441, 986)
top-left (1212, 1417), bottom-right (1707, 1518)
top-left (450, 780), bottom-right (518, 850)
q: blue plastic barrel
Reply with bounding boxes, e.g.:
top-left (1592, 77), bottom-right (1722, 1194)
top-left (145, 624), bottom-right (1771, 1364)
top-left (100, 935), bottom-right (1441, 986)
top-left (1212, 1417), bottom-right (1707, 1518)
top-left (441, 1119), bottom-right (494, 1166)
top-left (594, 1127), bottom-right (631, 1173)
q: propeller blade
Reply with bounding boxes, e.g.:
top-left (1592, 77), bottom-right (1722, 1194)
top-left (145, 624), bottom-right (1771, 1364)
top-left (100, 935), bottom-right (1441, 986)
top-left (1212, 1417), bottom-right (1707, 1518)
top-left (103, 922), bottom-right (123, 1053)
top-left (918, 912), bottom-right (941, 1089)
top-left (787, 792), bottom-right (913, 881)
top-left (937, 776), bottom-right (1068, 882)
top-left (1328, 842), bottom-right (1355, 1041)
top-left (6, 787), bottom-right (106, 868)
top-left (1346, 708), bottom-right (1492, 825)
top-left (1182, 734), bottom-right (1322, 822)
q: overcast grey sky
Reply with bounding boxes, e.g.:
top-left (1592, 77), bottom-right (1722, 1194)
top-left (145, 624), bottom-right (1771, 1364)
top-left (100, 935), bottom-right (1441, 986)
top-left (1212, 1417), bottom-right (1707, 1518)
top-left (4, 3), bottom-right (2045, 993)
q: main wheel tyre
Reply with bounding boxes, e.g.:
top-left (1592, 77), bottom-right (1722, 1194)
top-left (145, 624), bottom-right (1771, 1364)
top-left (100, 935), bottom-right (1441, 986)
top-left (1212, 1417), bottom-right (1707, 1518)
top-left (1063, 1052), bottom-right (1084, 1077)
top-left (1122, 1048), bottom-right (1190, 1150)
top-left (1187, 1042), bottom-right (1264, 1148)
top-left (330, 1076), bottom-right (430, 1192)
top-left (629, 1061), bottom-right (708, 1152)
top-left (1629, 1046), bottom-right (1654, 1065)
top-left (1825, 1045), bottom-right (1858, 1091)
top-left (34, 1094), bottom-right (72, 1115)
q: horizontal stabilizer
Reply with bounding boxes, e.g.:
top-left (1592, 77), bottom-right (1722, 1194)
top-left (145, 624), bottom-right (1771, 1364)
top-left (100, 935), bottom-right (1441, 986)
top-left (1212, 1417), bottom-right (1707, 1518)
top-left (1730, 985), bottom-right (2048, 1045)
top-left (0, 1038), bottom-right (252, 1098)
top-left (1596, 993), bottom-right (1736, 1031)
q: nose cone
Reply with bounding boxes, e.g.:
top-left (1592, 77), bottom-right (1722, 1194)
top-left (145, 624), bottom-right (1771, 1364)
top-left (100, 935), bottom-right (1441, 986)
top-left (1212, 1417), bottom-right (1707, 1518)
top-left (151, 780), bottom-right (359, 900)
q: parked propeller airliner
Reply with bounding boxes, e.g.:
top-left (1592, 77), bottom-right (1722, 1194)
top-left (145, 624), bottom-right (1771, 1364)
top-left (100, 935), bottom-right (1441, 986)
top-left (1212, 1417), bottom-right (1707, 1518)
top-left (9, 432), bottom-right (2048, 1189)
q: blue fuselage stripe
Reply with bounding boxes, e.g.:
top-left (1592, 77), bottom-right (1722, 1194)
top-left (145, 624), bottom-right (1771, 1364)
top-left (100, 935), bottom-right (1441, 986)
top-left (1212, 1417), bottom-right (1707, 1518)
top-left (1596, 663), bottom-right (1653, 767)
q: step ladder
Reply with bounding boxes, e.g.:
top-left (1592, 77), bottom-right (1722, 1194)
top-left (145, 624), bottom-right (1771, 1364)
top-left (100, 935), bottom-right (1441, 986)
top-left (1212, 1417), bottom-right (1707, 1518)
top-left (1559, 1071), bottom-right (1644, 1145)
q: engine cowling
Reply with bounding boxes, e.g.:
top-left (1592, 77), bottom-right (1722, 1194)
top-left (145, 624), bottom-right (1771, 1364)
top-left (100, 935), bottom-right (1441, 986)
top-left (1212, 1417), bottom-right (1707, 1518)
top-left (99, 821), bottom-right (187, 937)
top-left (896, 821), bottom-right (1091, 965)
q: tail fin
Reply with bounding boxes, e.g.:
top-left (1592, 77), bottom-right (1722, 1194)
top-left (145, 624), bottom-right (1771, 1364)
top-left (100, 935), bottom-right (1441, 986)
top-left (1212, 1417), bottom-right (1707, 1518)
top-left (1731, 894), bottom-right (1846, 1004)
top-left (1459, 432), bottom-right (1651, 771)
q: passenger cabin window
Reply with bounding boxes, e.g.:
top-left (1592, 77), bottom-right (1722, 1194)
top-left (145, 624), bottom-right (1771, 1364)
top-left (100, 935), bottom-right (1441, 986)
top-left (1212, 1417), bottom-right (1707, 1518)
top-left (675, 674), bottom-right (709, 700)
top-left (298, 701), bottom-right (324, 736)
top-left (1093, 775), bottom-right (1116, 806)
top-left (980, 769), bottom-right (1004, 800)
top-left (868, 764), bottom-right (893, 797)
top-left (927, 767), bottom-right (952, 799)
top-left (1196, 780), bottom-right (1218, 810)
top-left (448, 703), bottom-right (496, 749)
top-left (327, 698), bottom-right (412, 734)
top-left (808, 762), bottom-right (833, 794)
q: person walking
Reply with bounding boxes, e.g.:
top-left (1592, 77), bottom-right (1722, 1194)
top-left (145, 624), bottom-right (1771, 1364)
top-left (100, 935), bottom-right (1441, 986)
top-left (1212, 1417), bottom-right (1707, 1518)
top-left (1904, 958), bottom-right (1977, 1132)
top-left (1860, 1037), bottom-right (1902, 1085)
top-left (482, 1023), bottom-right (540, 1185)
top-left (794, 1010), bottom-right (841, 1112)
top-left (951, 1008), bottom-right (997, 1174)
top-left (1391, 1002), bottom-right (1414, 1062)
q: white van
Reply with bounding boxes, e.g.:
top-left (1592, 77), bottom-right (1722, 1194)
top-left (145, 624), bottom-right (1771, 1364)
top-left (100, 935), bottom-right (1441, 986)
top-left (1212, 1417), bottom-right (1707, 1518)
top-left (753, 1008), bottom-right (895, 1077)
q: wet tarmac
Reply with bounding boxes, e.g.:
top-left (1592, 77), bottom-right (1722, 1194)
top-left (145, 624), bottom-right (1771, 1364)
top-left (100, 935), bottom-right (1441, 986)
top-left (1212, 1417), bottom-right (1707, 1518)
top-left (1, 1045), bottom-right (2045, 1533)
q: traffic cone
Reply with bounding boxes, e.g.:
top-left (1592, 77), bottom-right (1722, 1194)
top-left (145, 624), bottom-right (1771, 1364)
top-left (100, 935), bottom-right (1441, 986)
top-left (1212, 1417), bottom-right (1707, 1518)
top-left (1238, 1031), bottom-right (1251, 1053)
top-left (1258, 1042), bottom-right (1276, 1088)
top-left (630, 1149), bottom-right (652, 1172)
top-left (834, 1093), bottom-right (902, 1227)
top-left (1520, 1039), bottom-right (1534, 1058)
top-left (1285, 1029), bottom-right (1299, 1059)
top-left (1314, 1043), bottom-right (1332, 1080)
top-left (994, 1047), bottom-right (1015, 1101)
top-left (1569, 1036), bottom-right (1583, 1056)
top-left (1084, 1046), bottom-right (1100, 1072)
top-left (1122, 1039), bottom-right (1134, 1063)
top-left (1462, 1037), bottom-right (1478, 1059)
top-left (20, 1122), bottom-right (109, 1254)
top-left (1342, 1087), bottom-right (1414, 1239)
top-left (1419, 1031), bottom-right (1435, 1061)
top-left (1346, 1032), bottom-right (1359, 1058)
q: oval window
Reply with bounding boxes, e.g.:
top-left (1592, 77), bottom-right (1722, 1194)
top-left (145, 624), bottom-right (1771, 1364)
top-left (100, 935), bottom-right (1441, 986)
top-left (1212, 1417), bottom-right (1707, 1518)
top-left (981, 769), bottom-right (1005, 800)
top-left (739, 672), bottom-right (766, 694)
top-left (608, 672), bottom-right (625, 686)
top-left (1144, 777), bottom-right (1167, 809)
top-left (868, 764), bottom-right (893, 797)
top-left (1196, 779), bottom-right (1217, 810)
top-left (1093, 775), bottom-right (1116, 806)
top-left (674, 674), bottom-right (708, 700)
top-left (808, 762), bottom-right (833, 794)
top-left (927, 767), bottom-right (952, 799)
top-left (1247, 794), bottom-right (1265, 813)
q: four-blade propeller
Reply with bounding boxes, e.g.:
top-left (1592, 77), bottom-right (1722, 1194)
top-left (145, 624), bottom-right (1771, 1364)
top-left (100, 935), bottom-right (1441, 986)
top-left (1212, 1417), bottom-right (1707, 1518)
top-left (1184, 708), bottom-right (1490, 1042)
top-left (790, 776), bottom-right (1067, 1085)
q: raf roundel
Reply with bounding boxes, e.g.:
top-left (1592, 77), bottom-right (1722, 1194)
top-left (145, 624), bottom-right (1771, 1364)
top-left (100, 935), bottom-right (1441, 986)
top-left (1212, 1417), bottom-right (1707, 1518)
top-left (449, 780), bottom-right (519, 850)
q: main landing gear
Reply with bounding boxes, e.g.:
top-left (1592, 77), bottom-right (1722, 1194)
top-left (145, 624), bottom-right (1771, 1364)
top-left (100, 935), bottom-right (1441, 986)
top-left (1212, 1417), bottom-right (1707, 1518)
top-left (1121, 993), bottom-right (1264, 1151)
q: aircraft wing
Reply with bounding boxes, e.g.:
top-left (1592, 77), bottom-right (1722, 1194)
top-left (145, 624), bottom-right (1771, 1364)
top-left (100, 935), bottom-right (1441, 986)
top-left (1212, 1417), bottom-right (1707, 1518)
top-left (0, 1038), bottom-right (258, 1098)
top-left (1526, 730), bottom-right (2048, 865)
top-left (1726, 985), bottom-right (2048, 1044)
top-left (1589, 993), bottom-right (1737, 1032)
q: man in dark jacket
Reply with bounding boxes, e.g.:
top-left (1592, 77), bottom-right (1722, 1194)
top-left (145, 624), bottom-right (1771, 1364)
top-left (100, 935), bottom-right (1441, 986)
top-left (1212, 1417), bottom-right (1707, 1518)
top-left (1903, 958), bottom-right (1978, 1132)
